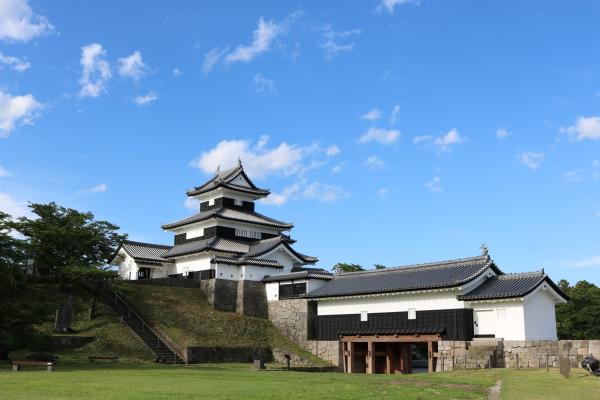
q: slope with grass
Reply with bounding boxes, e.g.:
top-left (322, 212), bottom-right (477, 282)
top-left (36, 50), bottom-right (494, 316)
top-left (10, 284), bottom-right (154, 362)
top-left (121, 283), bottom-right (328, 365)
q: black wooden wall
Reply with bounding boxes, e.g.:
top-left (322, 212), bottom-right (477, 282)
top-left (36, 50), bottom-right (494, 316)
top-left (314, 308), bottom-right (474, 341)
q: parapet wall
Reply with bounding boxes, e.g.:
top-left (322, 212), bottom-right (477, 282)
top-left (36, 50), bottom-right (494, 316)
top-left (436, 339), bottom-right (600, 371)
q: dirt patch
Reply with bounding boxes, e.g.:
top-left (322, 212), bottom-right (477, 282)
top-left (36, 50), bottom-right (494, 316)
top-left (487, 380), bottom-right (502, 400)
top-left (392, 380), bottom-right (480, 390)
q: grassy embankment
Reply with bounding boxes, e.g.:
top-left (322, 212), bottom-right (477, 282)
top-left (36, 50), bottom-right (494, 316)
top-left (122, 283), bottom-right (328, 365)
top-left (10, 284), bottom-right (154, 362)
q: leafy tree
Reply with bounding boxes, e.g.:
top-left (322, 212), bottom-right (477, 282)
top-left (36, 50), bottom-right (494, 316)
top-left (556, 280), bottom-right (600, 339)
top-left (0, 212), bottom-right (45, 358)
top-left (12, 202), bottom-right (126, 276)
top-left (332, 263), bottom-right (364, 273)
top-left (374, 264), bottom-right (386, 270)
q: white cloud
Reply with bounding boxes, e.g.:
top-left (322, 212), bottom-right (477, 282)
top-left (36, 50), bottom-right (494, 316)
top-left (0, 0), bottom-right (54, 42)
top-left (254, 73), bottom-right (276, 93)
top-left (184, 197), bottom-right (199, 210)
top-left (555, 256), bottom-right (600, 269)
top-left (364, 155), bottom-right (385, 170)
top-left (412, 135), bottom-right (432, 144)
top-left (433, 129), bottom-right (465, 153)
top-left (325, 145), bottom-right (340, 156)
top-left (78, 43), bottom-right (111, 98)
top-left (81, 183), bottom-right (108, 195)
top-left (260, 183), bottom-right (301, 206)
top-left (172, 68), bottom-right (182, 76)
top-left (593, 160), bottom-right (600, 168)
top-left (517, 151), bottom-right (544, 170)
top-left (303, 182), bottom-right (347, 202)
top-left (390, 105), bottom-right (400, 125)
top-left (596, 211), bottom-right (600, 217)
top-left (377, 187), bottom-right (389, 197)
top-left (413, 129), bottom-right (465, 153)
top-left (361, 108), bottom-right (382, 121)
top-left (0, 90), bottom-right (42, 137)
top-left (561, 116), bottom-right (600, 141)
top-left (0, 165), bottom-right (9, 177)
top-left (331, 164), bottom-right (343, 174)
top-left (358, 127), bottom-right (400, 145)
top-left (425, 176), bottom-right (442, 192)
top-left (377, 0), bottom-right (421, 14)
top-left (190, 137), bottom-right (307, 179)
top-left (118, 51), bottom-right (149, 81)
top-left (0, 51), bottom-right (30, 71)
top-left (321, 25), bottom-right (361, 60)
top-left (562, 170), bottom-right (584, 183)
top-left (0, 192), bottom-right (29, 218)
top-left (133, 91), bottom-right (158, 106)
top-left (225, 17), bottom-right (285, 64)
top-left (496, 128), bottom-right (511, 139)
top-left (202, 47), bottom-right (228, 74)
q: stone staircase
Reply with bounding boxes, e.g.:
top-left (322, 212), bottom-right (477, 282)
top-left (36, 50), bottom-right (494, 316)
top-left (102, 289), bottom-right (185, 364)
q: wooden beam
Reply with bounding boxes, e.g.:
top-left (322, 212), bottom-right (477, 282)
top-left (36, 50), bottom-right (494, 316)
top-left (341, 334), bottom-right (441, 343)
top-left (428, 341), bottom-right (433, 373)
top-left (386, 343), bottom-right (393, 374)
top-left (366, 341), bottom-right (374, 374)
top-left (347, 342), bottom-right (353, 374)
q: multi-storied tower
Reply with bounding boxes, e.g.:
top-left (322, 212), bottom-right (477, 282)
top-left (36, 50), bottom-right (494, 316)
top-left (161, 160), bottom-right (318, 281)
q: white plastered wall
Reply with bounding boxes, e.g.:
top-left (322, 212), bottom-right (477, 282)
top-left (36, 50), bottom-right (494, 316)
top-left (468, 300), bottom-right (526, 340)
top-left (117, 251), bottom-right (138, 280)
top-left (174, 254), bottom-right (212, 275)
top-left (523, 286), bottom-right (560, 340)
top-left (317, 290), bottom-right (465, 316)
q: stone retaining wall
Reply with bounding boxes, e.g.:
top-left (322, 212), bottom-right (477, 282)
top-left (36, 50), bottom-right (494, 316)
top-left (436, 339), bottom-right (600, 371)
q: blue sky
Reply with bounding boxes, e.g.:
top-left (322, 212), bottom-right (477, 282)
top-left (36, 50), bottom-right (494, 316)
top-left (1, 0), bottom-right (599, 284)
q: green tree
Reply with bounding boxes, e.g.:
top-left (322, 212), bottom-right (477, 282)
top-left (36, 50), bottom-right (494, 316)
top-left (0, 212), bottom-right (44, 358)
top-left (374, 264), bottom-right (386, 270)
top-left (332, 263), bottom-right (364, 273)
top-left (13, 202), bottom-right (126, 276)
top-left (556, 280), bottom-right (600, 339)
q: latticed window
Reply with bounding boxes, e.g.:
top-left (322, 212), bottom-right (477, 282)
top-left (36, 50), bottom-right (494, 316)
top-left (278, 282), bottom-right (307, 299)
top-left (235, 228), bottom-right (261, 239)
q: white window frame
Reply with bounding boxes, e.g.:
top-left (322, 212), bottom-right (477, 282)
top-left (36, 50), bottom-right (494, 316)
top-left (360, 311), bottom-right (368, 322)
top-left (408, 308), bottom-right (416, 320)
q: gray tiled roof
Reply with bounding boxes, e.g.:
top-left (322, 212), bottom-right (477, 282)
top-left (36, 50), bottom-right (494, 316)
top-left (457, 271), bottom-right (568, 301)
top-left (186, 164), bottom-right (269, 197)
top-left (163, 237), bottom-right (249, 258)
top-left (262, 269), bottom-right (334, 283)
top-left (246, 236), bottom-right (318, 263)
top-left (161, 208), bottom-right (293, 230)
top-left (305, 254), bottom-right (498, 299)
top-left (120, 240), bottom-right (172, 264)
top-left (211, 256), bottom-right (284, 269)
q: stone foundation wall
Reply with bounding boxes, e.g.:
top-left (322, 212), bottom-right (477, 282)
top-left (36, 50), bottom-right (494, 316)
top-left (267, 299), bottom-right (341, 366)
top-left (236, 280), bottom-right (268, 318)
top-left (436, 339), bottom-right (600, 371)
top-left (200, 278), bottom-right (237, 312)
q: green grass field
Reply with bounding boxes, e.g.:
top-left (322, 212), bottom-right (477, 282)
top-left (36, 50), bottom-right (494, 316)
top-left (1, 360), bottom-right (598, 400)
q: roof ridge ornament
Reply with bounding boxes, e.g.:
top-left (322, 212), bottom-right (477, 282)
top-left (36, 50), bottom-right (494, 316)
top-left (480, 243), bottom-right (489, 258)
top-left (237, 157), bottom-right (242, 167)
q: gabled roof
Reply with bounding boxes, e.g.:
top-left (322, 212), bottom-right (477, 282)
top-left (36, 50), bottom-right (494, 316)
top-left (457, 271), bottom-right (569, 302)
top-left (246, 236), bottom-right (318, 264)
top-left (161, 208), bottom-right (293, 230)
top-left (115, 240), bottom-right (172, 265)
top-left (186, 163), bottom-right (270, 197)
top-left (162, 234), bottom-right (317, 266)
top-left (305, 253), bottom-right (499, 299)
top-left (262, 269), bottom-right (334, 283)
top-left (163, 237), bottom-right (249, 258)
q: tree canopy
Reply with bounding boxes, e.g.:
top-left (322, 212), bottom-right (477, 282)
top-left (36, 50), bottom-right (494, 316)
top-left (332, 263), bottom-right (365, 273)
top-left (556, 279), bottom-right (600, 339)
top-left (12, 202), bottom-right (126, 276)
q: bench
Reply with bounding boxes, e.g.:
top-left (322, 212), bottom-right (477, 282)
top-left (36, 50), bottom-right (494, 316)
top-left (88, 356), bottom-right (119, 362)
top-left (12, 360), bottom-right (55, 372)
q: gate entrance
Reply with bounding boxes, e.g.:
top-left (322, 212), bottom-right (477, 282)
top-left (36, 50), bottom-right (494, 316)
top-left (341, 334), bottom-right (440, 374)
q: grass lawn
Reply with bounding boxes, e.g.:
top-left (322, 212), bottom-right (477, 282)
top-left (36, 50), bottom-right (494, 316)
top-left (1, 360), bottom-right (599, 400)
